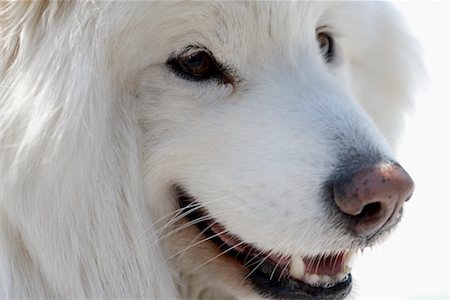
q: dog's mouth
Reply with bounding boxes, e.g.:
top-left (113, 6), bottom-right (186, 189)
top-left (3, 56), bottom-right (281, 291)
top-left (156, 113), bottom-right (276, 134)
top-left (175, 186), bottom-right (354, 300)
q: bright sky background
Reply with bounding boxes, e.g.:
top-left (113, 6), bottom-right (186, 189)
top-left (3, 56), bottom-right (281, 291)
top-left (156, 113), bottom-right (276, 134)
top-left (352, 1), bottom-right (449, 299)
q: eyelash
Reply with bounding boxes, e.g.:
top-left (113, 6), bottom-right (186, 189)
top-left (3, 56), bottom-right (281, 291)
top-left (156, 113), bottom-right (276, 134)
top-left (167, 47), bottom-right (232, 84)
top-left (317, 31), bottom-right (335, 63)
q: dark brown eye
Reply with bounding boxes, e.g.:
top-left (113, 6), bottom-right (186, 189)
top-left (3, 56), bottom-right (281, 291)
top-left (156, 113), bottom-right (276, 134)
top-left (178, 51), bottom-right (213, 78)
top-left (167, 48), bottom-right (231, 83)
top-left (317, 32), bottom-right (334, 63)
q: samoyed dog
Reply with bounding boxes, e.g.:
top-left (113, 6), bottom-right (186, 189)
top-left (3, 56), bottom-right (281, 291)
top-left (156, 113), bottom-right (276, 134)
top-left (0, 1), bottom-right (421, 299)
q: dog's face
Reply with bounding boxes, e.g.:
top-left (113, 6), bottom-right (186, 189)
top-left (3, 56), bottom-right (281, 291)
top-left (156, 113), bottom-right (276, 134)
top-left (111, 2), bottom-right (415, 299)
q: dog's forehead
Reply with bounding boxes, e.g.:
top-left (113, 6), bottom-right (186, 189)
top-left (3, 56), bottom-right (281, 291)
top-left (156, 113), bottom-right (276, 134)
top-left (184, 2), bottom-right (325, 43)
top-left (126, 1), bottom-right (329, 62)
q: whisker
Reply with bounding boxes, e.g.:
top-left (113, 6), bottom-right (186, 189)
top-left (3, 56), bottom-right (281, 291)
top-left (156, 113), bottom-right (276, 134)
top-left (129, 202), bottom-right (202, 253)
top-left (331, 251), bottom-right (342, 273)
top-left (306, 256), bottom-right (314, 273)
top-left (277, 253), bottom-right (292, 282)
top-left (176, 221), bottom-right (218, 258)
top-left (314, 254), bottom-right (323, 274)
top-left (188, 241), bottom-right (246, 275)
top-left (159, 227), bottom-right (229, 267)
top-left (157, 215), bottom-right (212, 243)
top-left (130, 194), bottom-right (239, 255)
top-left (242, 253), bottom-right (271, 283)
top-left (269, 253), bottom-right (283, 281)
top-left (133, 214), bottom-right (212, 254)
top-left (154, 197), bottom-right (238, 237)
top-left (157, 203), bottom-right (203, 234)
top-left (243, 245), bottom-right (255, 263)
top-left (242, 248), bottom-right (266, 268)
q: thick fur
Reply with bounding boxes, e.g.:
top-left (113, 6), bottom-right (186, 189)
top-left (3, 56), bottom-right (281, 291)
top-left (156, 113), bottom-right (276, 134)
top-left (0, 2), bottom-right (421, 299)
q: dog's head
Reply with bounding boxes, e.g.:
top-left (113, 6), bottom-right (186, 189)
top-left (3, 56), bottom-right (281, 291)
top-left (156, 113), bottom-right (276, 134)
top-left (115, 2), bottom-right (419, 299)
top-left (115, 2), bottom-right (420, 299)
top-left (1, 1), bottom-right (420, 299)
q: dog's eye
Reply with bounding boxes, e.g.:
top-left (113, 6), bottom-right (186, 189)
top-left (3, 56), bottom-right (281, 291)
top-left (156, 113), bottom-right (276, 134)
top-left (168, 49), bottom-right (231, 84)
top-left (317, 32), bottom-right (334, 63)
top-left (178, 51), bottom-right (214, 78)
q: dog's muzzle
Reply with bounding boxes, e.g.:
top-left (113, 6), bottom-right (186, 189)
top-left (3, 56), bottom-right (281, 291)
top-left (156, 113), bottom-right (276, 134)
top-left (173, 160), bottom-right (413, 300)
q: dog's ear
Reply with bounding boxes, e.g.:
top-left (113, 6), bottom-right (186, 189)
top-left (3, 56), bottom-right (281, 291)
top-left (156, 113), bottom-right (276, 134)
top-left (1, 2), bottom-right (178, 297)
top-left (340, 2), bottom-right (424, 146)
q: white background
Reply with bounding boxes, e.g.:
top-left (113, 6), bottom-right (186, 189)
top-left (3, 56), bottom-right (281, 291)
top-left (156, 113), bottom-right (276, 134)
top-left (353, 1), bottom-right (449, 299)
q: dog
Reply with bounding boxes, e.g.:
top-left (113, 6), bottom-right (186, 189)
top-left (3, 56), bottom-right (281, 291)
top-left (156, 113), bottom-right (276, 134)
top-left (0, 1), bottom-right (422, 299)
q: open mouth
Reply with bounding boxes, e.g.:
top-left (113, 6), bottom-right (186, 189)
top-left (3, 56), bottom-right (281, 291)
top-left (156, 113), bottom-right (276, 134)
top-left (175, 186), bottom-right (354, 300)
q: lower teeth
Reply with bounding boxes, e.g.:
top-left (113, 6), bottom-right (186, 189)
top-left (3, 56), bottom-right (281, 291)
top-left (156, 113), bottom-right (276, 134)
top-left (304, 273), bottom-right (350, 288)
top-left (336, 272), bottom-right (348, 282)
top-left (323, 282), bottom-right (336, 288)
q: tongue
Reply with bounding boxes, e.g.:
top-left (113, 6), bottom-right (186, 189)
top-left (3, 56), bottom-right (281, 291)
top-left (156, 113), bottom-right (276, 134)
top-left (303, 253), bottom-right (346, 276)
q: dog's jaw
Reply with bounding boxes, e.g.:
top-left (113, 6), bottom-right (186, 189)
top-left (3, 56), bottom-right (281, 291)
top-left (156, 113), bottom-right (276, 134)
top-left (168, 186), bottom-right (357, 300)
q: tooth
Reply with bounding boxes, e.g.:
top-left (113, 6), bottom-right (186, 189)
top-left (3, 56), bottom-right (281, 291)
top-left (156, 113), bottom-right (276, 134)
top-left (289, 257), bottom-right (305, 279)
top-left (319, 275), bottom-right (331, 284)
top-left (319, 275), bottom-right (334, 288)
top-left (344, 265), bottom-right (352, 274)
top-left (336, 272), bottom-right (348, 282)
top-left (346, 250), bottom-right (357, 269)
top-left (305, 274), bottom-right (320, 285)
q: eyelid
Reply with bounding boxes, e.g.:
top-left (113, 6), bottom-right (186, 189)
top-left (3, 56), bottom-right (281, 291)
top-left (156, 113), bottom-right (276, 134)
top-left (170, 45), bottom-right (210, 61)
top-left (167, 45), bottom-right (236, 86)
top-left (316, 28), bottom-right (335, 63)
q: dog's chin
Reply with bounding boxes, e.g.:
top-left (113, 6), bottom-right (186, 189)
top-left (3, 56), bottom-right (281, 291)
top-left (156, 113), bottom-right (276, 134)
top-left (171, 186), bottom-right (357, 300)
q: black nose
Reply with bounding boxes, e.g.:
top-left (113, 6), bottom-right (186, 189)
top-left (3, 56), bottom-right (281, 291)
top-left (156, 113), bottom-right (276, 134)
top-left (332, 162), bottom-right (414, 237)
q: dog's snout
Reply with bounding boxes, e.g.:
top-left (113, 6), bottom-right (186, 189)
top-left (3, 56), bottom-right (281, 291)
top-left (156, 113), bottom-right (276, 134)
top-left (333, 162), bottom-right (414, 237)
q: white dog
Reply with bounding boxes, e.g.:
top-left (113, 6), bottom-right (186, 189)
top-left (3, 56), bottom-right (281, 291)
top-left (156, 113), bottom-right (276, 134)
top-left (0, 2), bottom-right (422, 299)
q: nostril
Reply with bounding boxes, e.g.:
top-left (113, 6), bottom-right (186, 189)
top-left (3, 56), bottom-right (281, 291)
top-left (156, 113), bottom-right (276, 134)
top-left (358, 202), bottom-right (382, 219)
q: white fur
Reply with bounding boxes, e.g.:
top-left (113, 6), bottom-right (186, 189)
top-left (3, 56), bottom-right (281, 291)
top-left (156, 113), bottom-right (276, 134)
top-left (0, 2), bottom-right (421, 299)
